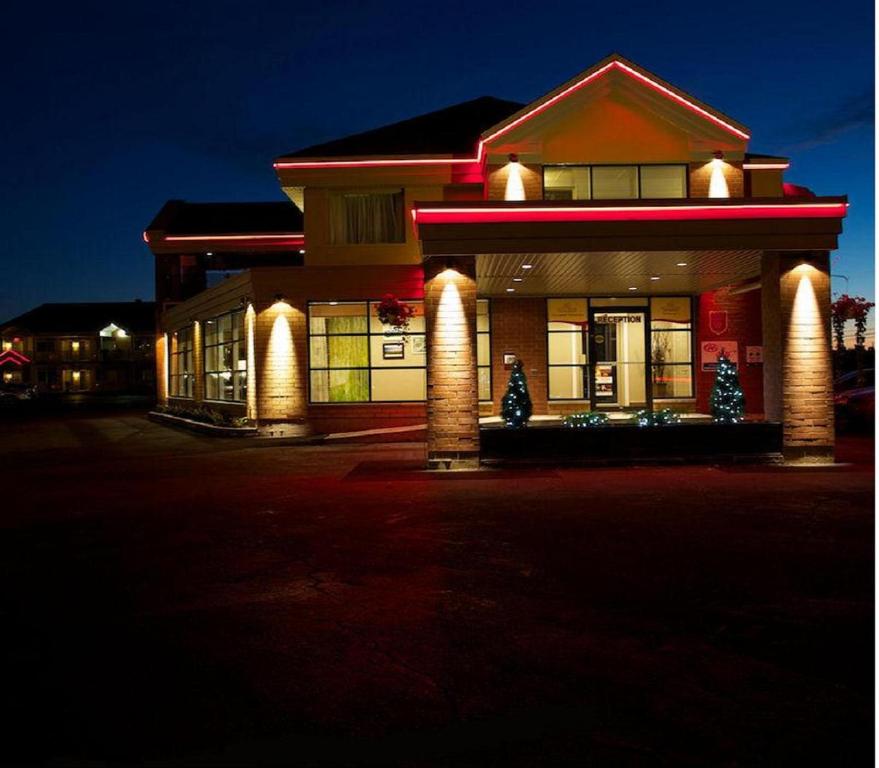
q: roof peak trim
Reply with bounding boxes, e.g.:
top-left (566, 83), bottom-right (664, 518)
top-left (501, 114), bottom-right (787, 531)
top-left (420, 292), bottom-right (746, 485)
top-left (481, 55), bottom-right (750, 145)
top-left (275, 55), bottom-right (750, 171)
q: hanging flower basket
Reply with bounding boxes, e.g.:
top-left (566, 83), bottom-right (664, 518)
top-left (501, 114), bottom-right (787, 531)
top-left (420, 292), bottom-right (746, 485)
top-left (376, 294), bottom-right (415, 333)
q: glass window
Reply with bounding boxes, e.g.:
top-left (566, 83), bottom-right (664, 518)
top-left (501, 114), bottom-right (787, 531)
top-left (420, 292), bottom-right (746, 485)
top-left (170, 325), bottom-right (194, 398)
top-left (203, 310), bottom-right (246, 402)
top-left (547, 298), bottom-right (589, 400)
top-left (543, 165), bottom-right (687, 200)
top-left (650, 297), bottom-right (693, 399)
top-left (329, 190), bottom-right (405, 244)
top-left (591, 166), bottom-right (638, 199)
top-left (477, 299), bottom-right (491, 401)
top-left (308, 300), bottom-right (425, 403)
top-left (543, 167), bottom-right (590, 200)
top-left (640, 165), bottom-right (687, 199)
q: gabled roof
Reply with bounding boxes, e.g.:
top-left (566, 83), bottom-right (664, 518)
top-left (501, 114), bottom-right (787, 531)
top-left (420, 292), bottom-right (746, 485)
top-left (277, 96), bottom-right (524, 160)
top-left (275, 54), bottom-right (750, 168)
top-left (1, 302), bottom-right (156, 336)
top-left (480, 54), bottom-right (751, 146)
top-left (146, 201), bottom-right (303, 236)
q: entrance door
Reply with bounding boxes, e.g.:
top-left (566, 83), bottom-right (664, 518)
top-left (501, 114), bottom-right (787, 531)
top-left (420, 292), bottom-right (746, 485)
top-left (589, 308), bottom-right (651, 410)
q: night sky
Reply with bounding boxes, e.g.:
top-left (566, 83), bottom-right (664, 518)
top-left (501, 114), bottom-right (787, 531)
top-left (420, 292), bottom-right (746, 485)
top-left (1, 0), bottom-right (873, 326)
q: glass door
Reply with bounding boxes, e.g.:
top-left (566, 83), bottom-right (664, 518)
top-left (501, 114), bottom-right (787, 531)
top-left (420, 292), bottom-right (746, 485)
top-left (589, 308), bottom-right (651, 411)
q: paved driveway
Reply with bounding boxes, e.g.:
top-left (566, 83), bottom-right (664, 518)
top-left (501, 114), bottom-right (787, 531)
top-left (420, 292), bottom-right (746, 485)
top-left (1, 415), bottom-right (873, 765)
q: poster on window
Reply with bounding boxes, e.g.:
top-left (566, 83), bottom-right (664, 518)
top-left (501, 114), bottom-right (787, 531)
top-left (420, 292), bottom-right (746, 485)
top-left (700, 341), bottom-right (738, 371)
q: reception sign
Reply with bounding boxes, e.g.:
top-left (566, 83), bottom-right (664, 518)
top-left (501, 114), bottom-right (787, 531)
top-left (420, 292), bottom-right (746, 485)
top-left (701, 340), bottom-right (738, 371)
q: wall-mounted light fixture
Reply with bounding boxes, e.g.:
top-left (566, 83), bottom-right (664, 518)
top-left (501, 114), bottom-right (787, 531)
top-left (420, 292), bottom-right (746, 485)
top-left (504, 153), bottom-right (525, 201)
top-left (709, 151), bottom-right (730, 198)
top-left (274, 292), bottom-right (287, 304)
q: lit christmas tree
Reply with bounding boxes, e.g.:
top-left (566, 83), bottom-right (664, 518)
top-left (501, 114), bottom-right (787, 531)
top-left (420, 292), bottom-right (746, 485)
top-left (501, 359), bottom-right (533, 428)
top-left (709, 353), bottom-right (745, 423)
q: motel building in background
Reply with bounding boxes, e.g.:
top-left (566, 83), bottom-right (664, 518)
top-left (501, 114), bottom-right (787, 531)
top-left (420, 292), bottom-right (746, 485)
top-left (144, 54), bottom-right (847, 468)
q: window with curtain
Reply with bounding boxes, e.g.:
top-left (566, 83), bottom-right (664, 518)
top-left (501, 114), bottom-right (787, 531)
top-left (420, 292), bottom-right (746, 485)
top-left (329, 190), bottom-right (405, 244)
top-left (204, 310), bottom-right (246, 402)
top-left (170, 325), bottom-right (194, 398)
top-left (309, 300), bottom-right (425, 402)
top-left (650, 297), bottom-right (693, 399)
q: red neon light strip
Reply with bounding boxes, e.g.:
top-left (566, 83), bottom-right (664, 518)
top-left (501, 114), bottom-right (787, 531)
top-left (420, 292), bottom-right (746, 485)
top-left (743, 163), bottom-right (790, 170)
top-left (275, 60), bottom-right (749, 171)
top-left (412, 202), bottom-right (847, 225)
top-left (164, 233), bottom-right (305, 242)
top-left (0, 350), bottom-right (30, 365)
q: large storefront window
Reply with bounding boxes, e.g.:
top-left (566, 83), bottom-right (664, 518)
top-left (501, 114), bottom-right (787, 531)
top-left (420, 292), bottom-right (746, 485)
top-left (204, 310), bottom-right (246, 402)
top-left (477, 299), bottom-right (491, 401)
top-left (543, 165), bottom-right (687, 200)
top-left (546, 297), bottom-right (693, 404)
top-left (308, 300), bottom-right (426, 402)
top-left (169, 325), bottom-right (194, 398)
top-left (650, 297), bottom-right (693, 399)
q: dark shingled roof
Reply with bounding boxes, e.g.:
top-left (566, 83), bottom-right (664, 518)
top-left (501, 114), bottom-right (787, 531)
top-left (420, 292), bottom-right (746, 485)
top-left (744, 152), bottom-right (790, 163)
top-left (1, 302), bottom-right (157, 335)
top-left (146, 201), bottom-right (303, 235)
top-left (279, 96), bottom-right (525, 159)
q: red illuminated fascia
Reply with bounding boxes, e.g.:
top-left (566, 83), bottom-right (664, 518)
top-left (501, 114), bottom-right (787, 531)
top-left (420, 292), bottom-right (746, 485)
top-left (144, 232), bottom-right (305, 248)
top-left (412, 201), bottom-right (848, 226)
top-left (742, 163), bottom-right (790, 170)
top-left (0, 349), bottom-right (30, 366)
top-left (274, 59), bottom-right (750, 172)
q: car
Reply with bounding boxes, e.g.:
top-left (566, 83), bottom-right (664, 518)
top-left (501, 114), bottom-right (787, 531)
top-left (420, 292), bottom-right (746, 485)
top-left (0, 382), bottom-right (38, 401)
top-left (834, 368), bottom-right (874, 431)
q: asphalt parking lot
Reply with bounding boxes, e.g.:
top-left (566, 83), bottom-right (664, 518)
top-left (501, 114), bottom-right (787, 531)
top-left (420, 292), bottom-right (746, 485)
top-left (0, 413), bottom-right (873, 766)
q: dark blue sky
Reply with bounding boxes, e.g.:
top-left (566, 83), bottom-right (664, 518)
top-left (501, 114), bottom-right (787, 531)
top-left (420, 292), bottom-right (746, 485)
top-left (1, 0), bottom-right (873, 322)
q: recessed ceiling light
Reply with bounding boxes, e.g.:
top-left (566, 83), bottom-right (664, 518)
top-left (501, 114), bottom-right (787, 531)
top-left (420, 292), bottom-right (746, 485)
top-left (512, 277), bottom-right (523, 282)
top-left (628, 286), bottom-right (638, 291)
top-left (299, 249), bottom-right (306, 254)
top-left (676, 262), bottom-right (688, 267)
top-left (206, 251), bottom-right (213, 256)
top-left (521, 264), bottom-right (533, 269)
top-left (650, 276), bottom-right (660, 281)
top-left (506, 287), bottom-right (515, 293)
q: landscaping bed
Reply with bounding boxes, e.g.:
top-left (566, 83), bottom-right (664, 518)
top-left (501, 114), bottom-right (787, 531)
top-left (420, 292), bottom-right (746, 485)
top-left (148, 410), bottom-right (258, 438)
top-left (480, 420), bottom-right (783, 465)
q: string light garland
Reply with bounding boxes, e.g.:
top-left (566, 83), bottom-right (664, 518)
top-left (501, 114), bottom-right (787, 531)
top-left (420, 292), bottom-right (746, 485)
top-left (501, 359), bottom-right (533, 429)
top-left (710, 353), bottom-right (745, 423)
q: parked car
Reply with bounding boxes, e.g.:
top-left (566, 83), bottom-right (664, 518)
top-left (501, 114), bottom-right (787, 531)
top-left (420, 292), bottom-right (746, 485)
top-left (834, 369), bottom-right (874, 431)
top-left (0, 382), bottom-right (38, 400)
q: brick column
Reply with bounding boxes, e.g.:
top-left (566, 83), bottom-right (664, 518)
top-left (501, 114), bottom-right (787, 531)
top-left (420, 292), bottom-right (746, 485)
top-left (253, 298), bottom-right (309, 435)
top-left (155, 332), bottom-right (168, 404)
top-left (424, 257), bottom-right (480, 469)
top-left (192, 320), bottom-right (205, 403)
top-left (761, 251), bottom-right (834, 462)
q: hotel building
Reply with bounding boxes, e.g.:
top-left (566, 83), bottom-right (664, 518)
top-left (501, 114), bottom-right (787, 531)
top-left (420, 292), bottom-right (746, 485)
top-left (145, 55), bottom-right (846, 466)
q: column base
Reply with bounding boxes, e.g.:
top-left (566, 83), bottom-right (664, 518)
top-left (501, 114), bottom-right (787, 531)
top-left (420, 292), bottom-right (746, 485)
top-left (427, 451), bottom-right (480, 471)
top-left (783, 445), bottom-right (835, 464)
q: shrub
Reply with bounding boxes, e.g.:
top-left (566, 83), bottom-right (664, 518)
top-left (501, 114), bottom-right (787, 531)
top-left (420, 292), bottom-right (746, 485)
top-left (155, 404), bottom-right (252, 428)
top-left (634, 408), bottom-right (682, 427)
top-left (562, 412), bottom-right (610, 428)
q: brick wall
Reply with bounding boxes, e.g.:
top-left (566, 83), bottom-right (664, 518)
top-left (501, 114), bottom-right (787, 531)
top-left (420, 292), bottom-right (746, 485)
top-left (309, 403), bottom-right (426, 435)
top-left (489, 298), bottom-right (549, 415)
top-left (689, 161), bottom-right (744, 198)
top-left (696, 287), bottom-right (764, 415)
top-left (486, 163), bottom-right (543, 200)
